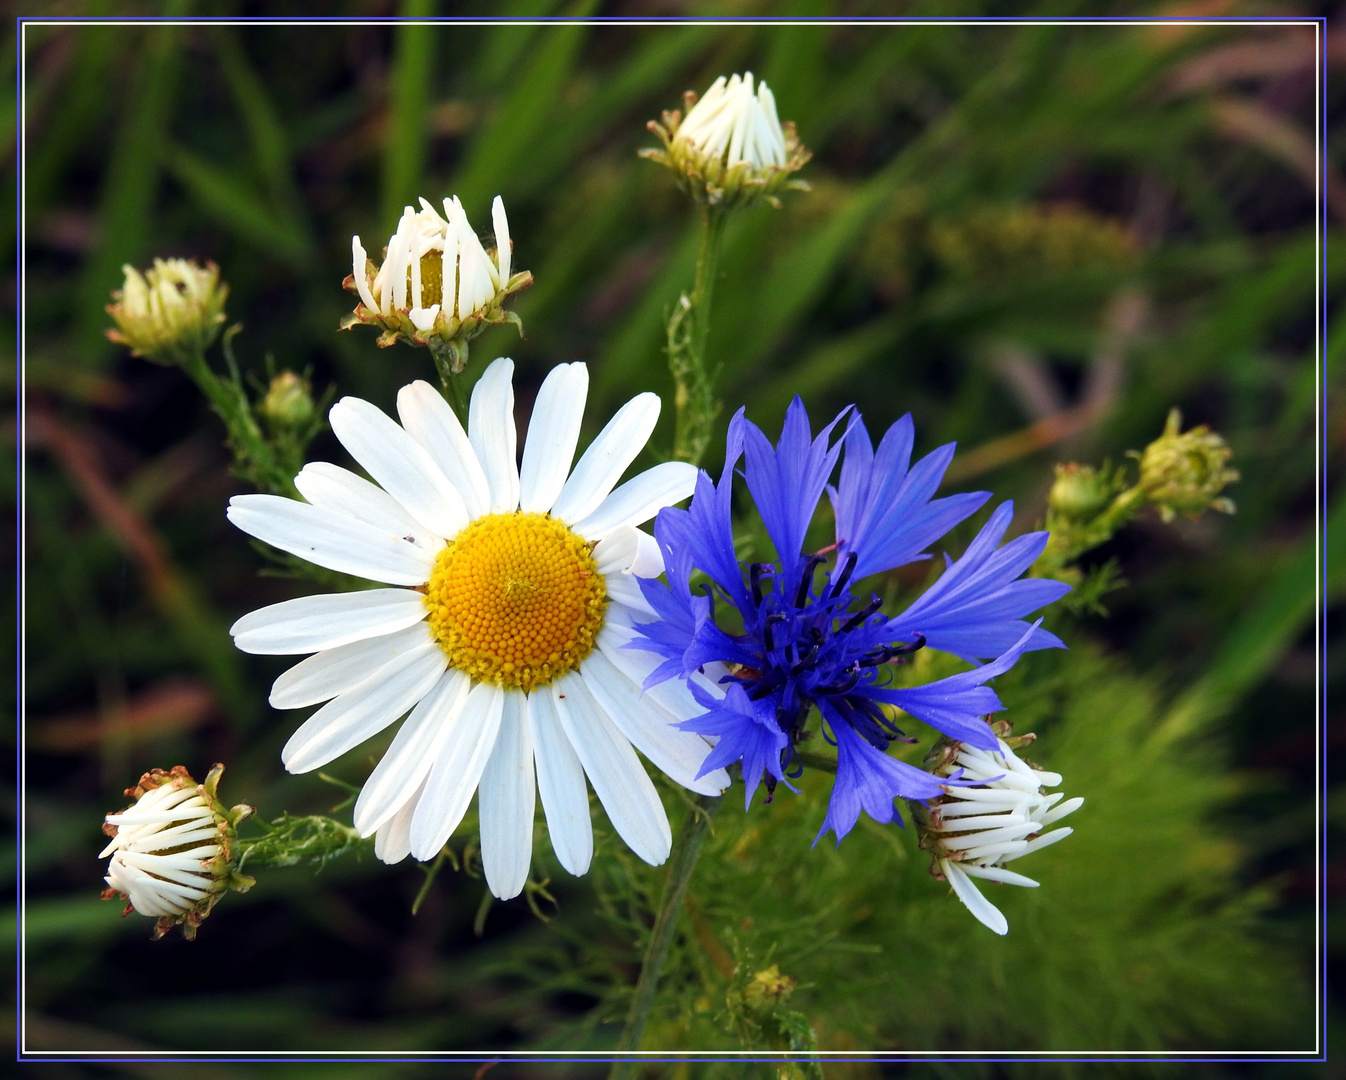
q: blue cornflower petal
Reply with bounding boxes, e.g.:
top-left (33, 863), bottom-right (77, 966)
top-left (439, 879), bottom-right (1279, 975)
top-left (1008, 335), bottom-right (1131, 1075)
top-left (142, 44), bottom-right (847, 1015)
top-left (830, 417), bottom-right (990, 580)
top-left (813, 701), bottom-right (949, 846)
top-left (860, 622), bottom-right (1042, 751)
top-left (742, 397), bottom-right (848, 583)
top-left (683, 409), bottom-right (752, 610)
top-left (886, 501), bottom-right (1071, 662)
top-left (681, 681), bottom-right (791, 809)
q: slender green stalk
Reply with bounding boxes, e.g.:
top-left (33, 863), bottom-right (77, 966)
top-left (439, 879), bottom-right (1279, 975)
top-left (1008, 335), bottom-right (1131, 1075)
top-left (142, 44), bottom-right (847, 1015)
top-left (428, 338), bottom-right (473, 426)
top-left (178, 348), bottom-right (297, 496)
top-left (610, 794), bottom-right (719, 1072)
top-left (668, 204), bottom-right (729, 465)
top-left (236, 813), bottom-right (364, 870)
top-left (607, 203), bottom-right (733, 1072)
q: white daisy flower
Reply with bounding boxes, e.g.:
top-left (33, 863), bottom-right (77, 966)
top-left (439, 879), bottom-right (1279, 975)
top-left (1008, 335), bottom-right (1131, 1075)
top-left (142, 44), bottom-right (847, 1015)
top-left (227, 358), bottom-right (730, 900)
top-left (916, 734), bottom-right (1082, 936)
top-left (343, 195), bottom-right (531, 369)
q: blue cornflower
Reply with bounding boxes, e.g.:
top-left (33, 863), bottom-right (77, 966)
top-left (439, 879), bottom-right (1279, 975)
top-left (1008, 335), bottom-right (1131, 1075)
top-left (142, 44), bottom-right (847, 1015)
top-left (628, 399), bottom-right (1070, 845)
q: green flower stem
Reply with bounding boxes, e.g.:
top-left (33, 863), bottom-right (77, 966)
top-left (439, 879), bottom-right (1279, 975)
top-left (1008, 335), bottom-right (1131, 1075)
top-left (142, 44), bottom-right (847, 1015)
top-left (428, 337), bottom-right (472, 426)
top-left (669, 204), bottom-right (729, 466)
top-left (610, 793), bottom-right (720, 1072)
top-left (179, 347), bottom-right (297, 496)
top-left (608, 204), bottom-right (732, 1069)
top-left (236, 813), bottom-right (364, 870)
top-left (1040, 483), bottom-right (1148, 571)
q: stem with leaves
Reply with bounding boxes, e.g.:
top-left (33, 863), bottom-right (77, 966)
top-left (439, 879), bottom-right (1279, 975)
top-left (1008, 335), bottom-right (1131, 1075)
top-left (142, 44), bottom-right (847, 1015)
top-left (176, 327), bottom-right (322, 496)
top-left (610, 794), bottom-right (719, 1073)
top-left (668, 204), bottom-right (728, 466)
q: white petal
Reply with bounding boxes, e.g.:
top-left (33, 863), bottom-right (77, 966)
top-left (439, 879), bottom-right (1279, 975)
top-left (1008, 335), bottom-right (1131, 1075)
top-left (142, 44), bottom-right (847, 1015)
top-left (549, 392), bottom-right (661, 525)
top-left (468, 357), bottom-right (520, 513)
top-left (492, 195), bottom-right (511, 284)
top-left (228, 495), bottom-right (434, 586)
top-left (571, 461), bottom-right (696, 539)
top-left (758, 81), bottom-right (787, 155)
top-left (959, 839), bottom-right (1030, 861)
top-left (281, 643), bottom-right (446, 774)
top-left (1015, 826), bottom-right (1073, 858)
top-left (396, 381), bottom-right (491, 519)
top-left (409, 681), bottom-right (506, 859)
top-left (230, 588), bottom-right (428, 655)
top-left (931, 811), bottom-right (1027, 834)
top-left (579, 650), bottom-right (727, 796)
top-left (457, 224), bottom-right (495, 313)
top-left (351, 236), bottom-right (378, 311)
top-left (631, 529), bottom-right (664, 577)
top-left (1039, 797), bottom-right (1084, 826)
top-left (354, 669), bottom-right (471, 835)
top-left (519, 363), bottom-right (589, 514)
top-left (478, 691), bottom-right (537, 900)
top-left (466, 226), bottom-right (500, 305)
top-left (374, 775), bottom-right (426, 864)
top-left (958, 864), bottom-right (1040, 888)
top-left (270, 623), bottom-right (433, 708)
top-left (592, 526), bottom-right (642, 576)
top-left (943, 859), bottom-right (1009, 936)
top-left (602, 572), bottom-right (657, 616)
top-left (387, 224), bottom-right (408, 314)
top-left (409, 304), bottom-right (439, 332)
top-left (294, 462), bottom-right (442, 552)
top-left (552, 672), bottom-right (670, 866)
top-left (328, 397), bottom-right (469, 539)
top-left (528, 688), bottom-right (593, 876)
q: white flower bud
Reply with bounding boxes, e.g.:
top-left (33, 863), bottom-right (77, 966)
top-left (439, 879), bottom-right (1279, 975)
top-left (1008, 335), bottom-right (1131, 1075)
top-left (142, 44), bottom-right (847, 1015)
top-left (915, 729), bottom-right (1082, 936)
top-left (100, 764), bottom-right (254, 940)
top-left (643, 72), bottom-right (810, 209)
top-left (342, 195), bottom-right (531, 374)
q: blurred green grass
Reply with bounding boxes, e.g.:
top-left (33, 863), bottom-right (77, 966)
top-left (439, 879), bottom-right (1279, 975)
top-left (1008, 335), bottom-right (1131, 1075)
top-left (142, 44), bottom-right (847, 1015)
top-left (16, 5), bottom-right (1333, 1065)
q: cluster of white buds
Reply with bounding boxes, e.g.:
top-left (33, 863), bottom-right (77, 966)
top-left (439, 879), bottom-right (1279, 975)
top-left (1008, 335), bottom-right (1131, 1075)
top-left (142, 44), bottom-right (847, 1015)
top-left (342, 195), bottom-right (532, 374)
top-left (643, 72), bottom-right (811, 209)
top-left (914, 724), bottom-right (1082, 936)
top-left (100, 764), bottom-right (255, 940)
top-left (105, 258), bottom-right (228, 364)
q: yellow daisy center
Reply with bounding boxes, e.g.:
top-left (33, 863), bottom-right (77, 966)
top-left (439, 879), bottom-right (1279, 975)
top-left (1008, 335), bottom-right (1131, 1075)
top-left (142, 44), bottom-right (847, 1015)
top-left (409, 252), bottom-right (443, 310)
top-left (424, 512), bottom-right (607, 691)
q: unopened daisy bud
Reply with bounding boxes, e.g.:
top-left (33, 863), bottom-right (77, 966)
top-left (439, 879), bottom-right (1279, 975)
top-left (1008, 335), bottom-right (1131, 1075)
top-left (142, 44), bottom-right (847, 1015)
top-left (99, 764), bottom-right (255, 940)
top-left (342, 195), bottom-right (532, 376)
top-left (642, 72), bottom-right (811, 209)
top-left (258, 371), bottom-right (317, 433)
top-left (741, 964), bottom-right (797, 1011)
top-left (914, 724), bottom-right (1082, 936)
top-left (106, 258), bottom-right (229, 364)
top-left (1135, 408), bottom-right (1240, 523)
top-left (1047, 462), bottom-right (1120, 522)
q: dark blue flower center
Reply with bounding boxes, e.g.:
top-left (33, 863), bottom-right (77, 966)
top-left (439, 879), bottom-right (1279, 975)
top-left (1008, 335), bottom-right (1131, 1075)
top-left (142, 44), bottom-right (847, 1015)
top-left (727, 550), bottom-right (926, 781)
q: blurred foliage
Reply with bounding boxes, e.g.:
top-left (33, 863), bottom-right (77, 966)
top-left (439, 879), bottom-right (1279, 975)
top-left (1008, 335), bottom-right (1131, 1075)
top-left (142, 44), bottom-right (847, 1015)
top-left (15, 2), bottom-right (1335, 1070)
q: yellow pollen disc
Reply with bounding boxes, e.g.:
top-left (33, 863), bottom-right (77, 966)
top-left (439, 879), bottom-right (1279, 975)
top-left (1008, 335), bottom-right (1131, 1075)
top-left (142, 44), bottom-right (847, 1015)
top-left (424, 512), bottom-right (607, 692)
top-left (408, 252), bottom-right (443, 310)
